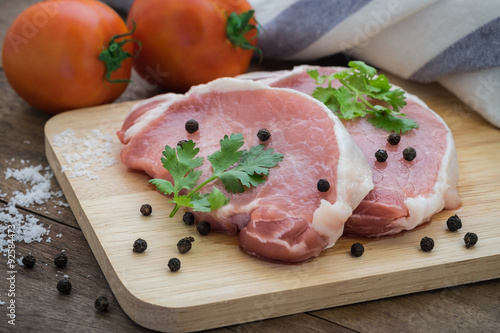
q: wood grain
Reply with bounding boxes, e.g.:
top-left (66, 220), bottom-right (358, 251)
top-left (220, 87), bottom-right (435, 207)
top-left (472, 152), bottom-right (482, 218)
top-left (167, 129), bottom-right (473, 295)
top-left (44, 78), bottom-right (500, 332)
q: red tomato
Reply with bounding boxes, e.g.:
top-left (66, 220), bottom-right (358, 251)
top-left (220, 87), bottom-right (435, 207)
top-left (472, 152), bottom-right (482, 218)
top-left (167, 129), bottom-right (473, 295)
top-left (127, 0), bottom-right (258, 92)
top-left (2, 0), bottom-right (136, 114)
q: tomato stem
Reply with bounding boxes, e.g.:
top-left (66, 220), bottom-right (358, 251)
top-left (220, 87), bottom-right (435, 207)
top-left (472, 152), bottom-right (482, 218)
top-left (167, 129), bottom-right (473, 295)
top-left (226, 10), bottom-right (262, 62)
top-left (99, 21), bottom-right (142, 84)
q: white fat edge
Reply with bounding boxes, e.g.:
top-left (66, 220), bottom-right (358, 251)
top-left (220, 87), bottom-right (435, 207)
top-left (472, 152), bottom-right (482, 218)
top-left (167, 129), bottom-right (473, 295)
top-left (264, 64), bottom-right (375, 246)
top-left (238, 65), bottom-right (348, 85)
top-left (311, 106), bottom-right (374, 247)
top-left (238, 66), bottom-right (459, 240)
top-left (384, 94), bottom-right (460, 235)
top-left (124, 78), bottom-right (280, 142)
top-left (236, 67), bottom-right (374, 246)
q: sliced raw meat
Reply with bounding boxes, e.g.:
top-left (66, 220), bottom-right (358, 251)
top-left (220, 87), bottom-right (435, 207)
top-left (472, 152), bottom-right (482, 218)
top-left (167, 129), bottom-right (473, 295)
top-left (117, 78), bottom-right (373, 262)
top-left (238, 66), bottom-right (460, 237)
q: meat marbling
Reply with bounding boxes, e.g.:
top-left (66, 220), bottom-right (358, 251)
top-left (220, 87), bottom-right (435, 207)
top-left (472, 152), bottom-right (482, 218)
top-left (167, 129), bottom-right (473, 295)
top-left (117, 78), bottom-right (373, 262)
top-left (238, 66), bottom-right (460, 237)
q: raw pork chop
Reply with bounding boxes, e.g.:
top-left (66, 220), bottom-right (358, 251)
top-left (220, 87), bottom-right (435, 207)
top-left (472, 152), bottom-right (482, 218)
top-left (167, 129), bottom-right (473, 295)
top-left (238, 66), bottom-right (460, 237)
top-left (117, 78), bottom-right (373, 262)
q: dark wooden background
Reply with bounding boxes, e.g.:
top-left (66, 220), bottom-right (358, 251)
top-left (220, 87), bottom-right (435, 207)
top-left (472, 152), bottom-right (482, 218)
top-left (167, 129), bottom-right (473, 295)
top-left (1, 1), bottom-right (499, 332)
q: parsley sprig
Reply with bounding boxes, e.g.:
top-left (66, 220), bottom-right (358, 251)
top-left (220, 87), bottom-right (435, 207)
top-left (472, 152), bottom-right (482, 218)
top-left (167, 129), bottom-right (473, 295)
top-left (308, 61), bottom-right (418, 133)
top-left (150, 133), bottom-right (284, 218)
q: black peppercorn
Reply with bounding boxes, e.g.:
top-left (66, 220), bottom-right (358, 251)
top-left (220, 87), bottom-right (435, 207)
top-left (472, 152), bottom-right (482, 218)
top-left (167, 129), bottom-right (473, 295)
top-left (177, 236), bottom-right (195, 254)
top-left (403, 147), bottom-right (417, 161)
top-left (22, 254), bottom-right (36, 268)
top-left (168, 258), bottom-right (181, 272)
top-left (182, 211), bottom-right (195, 225)
top-left (257, 128), bottom-right (271, 142)
top-left (140, 204), bottom-right (152, 216)
top-left (387, 133), bottom-right (401, 145)
top-left (94, 296), bottom-right (109, 312)
top-left (197, 221), bottom-right (211, 236)
top-left (351, 243), bottom-right (364, 257)
top-left (57, 278), bottom-right (72, 294)
top-left (54, 252), bottom-right (68, 269)
top-left (317, 179), bottom-right (330, 192)
top-left (133, 238), bottom-right (148, 253)
top-left (420, 236), bottom-right (434, 252)
top-left (185, 119), bottom-right (199, 133)
top-left (177, 140), bottom-right (188, 148)
top-left (446, 214), bottom-right (462, 232)
top-left (464, 232), bottom-right (478, 248)
top-left (375, 149), bottom-right (388, 162)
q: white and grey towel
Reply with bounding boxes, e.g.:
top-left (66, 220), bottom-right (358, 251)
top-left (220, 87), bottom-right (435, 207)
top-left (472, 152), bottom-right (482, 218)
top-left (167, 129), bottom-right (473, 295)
top-left (105, 0), bottom-right (500, 128)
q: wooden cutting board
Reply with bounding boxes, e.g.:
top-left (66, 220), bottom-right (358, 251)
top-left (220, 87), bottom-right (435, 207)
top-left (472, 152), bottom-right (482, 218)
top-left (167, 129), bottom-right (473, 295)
top-left (44, 78), bottom-right (500, 333)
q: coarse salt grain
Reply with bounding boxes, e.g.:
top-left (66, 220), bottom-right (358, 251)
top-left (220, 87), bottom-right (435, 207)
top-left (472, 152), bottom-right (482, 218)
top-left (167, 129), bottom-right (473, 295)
top-left (1, 163), bottom-right (65, 255)
top-left (52, 128), bottom-right (118, 180)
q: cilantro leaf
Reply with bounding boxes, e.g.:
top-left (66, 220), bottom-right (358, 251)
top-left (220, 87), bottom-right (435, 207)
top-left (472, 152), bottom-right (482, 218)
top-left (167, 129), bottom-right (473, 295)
top-left (307, 61), bottom-right (418, 133)
top-left (219, 144), bottom-right (284, 193)
top-left (159, 141), bottom-right (203, 193)
top-left (348, 60), bottom-right (377, 78)
top-left (150, 134), bottom-right (283, 218)
top-left (207, 133), bottom-right (245, 175)
top-left (148, 178), bottom-right (174, 196)
top-left (368, 114), bottom-right (419, 134)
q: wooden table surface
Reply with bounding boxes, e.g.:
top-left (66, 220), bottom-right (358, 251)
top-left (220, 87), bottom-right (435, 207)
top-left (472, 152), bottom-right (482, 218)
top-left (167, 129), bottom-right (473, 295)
top-left (1, 1), bottom-right (499, 332)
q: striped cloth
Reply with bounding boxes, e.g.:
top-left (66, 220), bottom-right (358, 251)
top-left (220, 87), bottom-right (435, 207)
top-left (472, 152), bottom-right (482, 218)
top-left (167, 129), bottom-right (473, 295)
top-left (105, 0), bottom-right (500, 128)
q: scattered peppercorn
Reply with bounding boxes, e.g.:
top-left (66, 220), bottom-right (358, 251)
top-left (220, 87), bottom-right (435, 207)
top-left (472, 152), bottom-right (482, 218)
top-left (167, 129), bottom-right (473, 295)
top-left (464, 232), bottom-right (478, 248)
top-left (177, 139), bottom-right (188, 148)
top-left (140, 204), bottom-right (152, 216)
top-left (317, 179), bottom-right (330, 192)
top-left (197, 221), bottom-right (211, 236)
top-left (132, 238), bottom-right (148, 253)
top-left (387, 133), bottom-right (401, 145)
top-left (94, 296), bottom-right (109, 312)
top-left (375, 149), bottom-right (388, 162)
top-left (177, 236), bottom-right (195, 254)
top-left (57, 278), bottom-right (72, 294)
top-left (257, 128), bottom-right (271, 142)
top-left (420, 236), bottom-right (434, 252)
top-left (351, 243), bottom-right (365, 257)
top-left (446, 214), bottom-right (462, 232)
top-left (22, 254), bottom-right (36, 268)
top-left (183, 211), bottom-right (195, 225)
top-left (403, 147), bottom-right (417, 161)
top-left (54, 252), bottom-right (68, 269)
top-left (168, 258), bottom-right (181, 272)
top-left (185, 119), bottom-right (199, 133)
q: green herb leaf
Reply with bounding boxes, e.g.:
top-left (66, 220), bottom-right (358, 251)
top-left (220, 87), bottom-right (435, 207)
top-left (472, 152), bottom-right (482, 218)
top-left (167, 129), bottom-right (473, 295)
top-left (150, 134), bottom-right (283, 218)
top-left (218, 143), bottom-right (284, 193)
top-left (159, 141), bottom-right (203, 193)
top-left (226, 10), bottom-right (262, 59)
top-left (307, 61), bottom-right (418, 133)
top-left (368, 114), bottom-right (419, 134)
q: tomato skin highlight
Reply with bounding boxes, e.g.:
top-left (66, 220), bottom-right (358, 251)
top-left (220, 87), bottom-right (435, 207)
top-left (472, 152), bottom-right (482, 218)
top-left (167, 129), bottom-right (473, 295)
top-left (127, 0), bottom-right (258, 92)
top-left (2, 0), bottom-right (133, 114)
